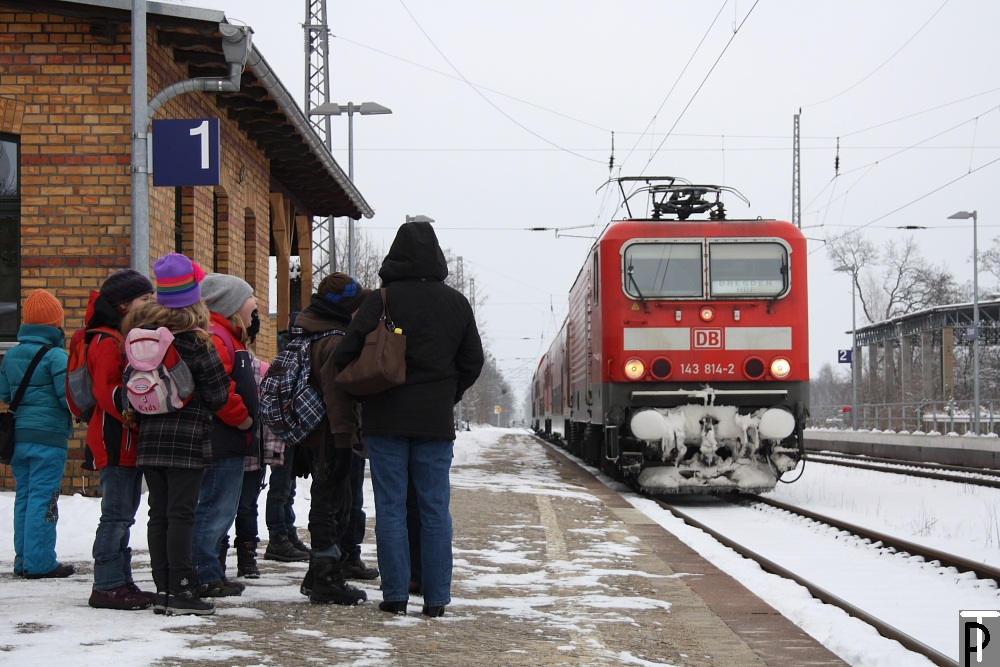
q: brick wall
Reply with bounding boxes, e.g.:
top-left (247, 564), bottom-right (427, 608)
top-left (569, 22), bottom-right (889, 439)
top-left (0, 8), bottom-right (276, 492)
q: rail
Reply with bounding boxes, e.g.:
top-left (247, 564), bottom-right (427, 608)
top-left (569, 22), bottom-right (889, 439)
top-left (809, 399), bottom-right (1000, 435)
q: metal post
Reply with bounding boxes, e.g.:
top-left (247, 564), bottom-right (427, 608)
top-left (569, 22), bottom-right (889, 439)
top-left (347, 103), bottom-right (355, 276)
top-left (131, 0), bottom-right (150, 275)
top-left (972, 210), bottom-right (981, 435)
top-left (949, 210), bottom-right (981, 434)
top-left (850, 272), bottom-right (858, 430)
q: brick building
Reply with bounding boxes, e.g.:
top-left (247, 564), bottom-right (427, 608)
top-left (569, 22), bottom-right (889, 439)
top-left (0, 0), bottom-right (373, 492)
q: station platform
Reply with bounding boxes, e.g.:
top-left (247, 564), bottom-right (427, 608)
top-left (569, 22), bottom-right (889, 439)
top-left (166, 430), bottom-right (847, 667)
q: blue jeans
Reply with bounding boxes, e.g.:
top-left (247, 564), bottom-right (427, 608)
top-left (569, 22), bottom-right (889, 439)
top-left (92, 465), bottom-right (144, 590)
top-left (192, 456), bottom-right (244, 584)
top-left (11, 442), bottom-right (67, 576)
top-left (367, 436), bottom-right (453, 607)
top-left (265, 445), bottom-right (297, 537)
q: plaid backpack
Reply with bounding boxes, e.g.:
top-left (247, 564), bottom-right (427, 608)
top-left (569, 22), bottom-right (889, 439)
top-left (259, 328), bottom-right (344, 445)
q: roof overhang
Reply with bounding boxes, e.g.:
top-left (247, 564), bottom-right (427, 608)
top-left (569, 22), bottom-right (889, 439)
top-left (14, 0), bottom-right (374, 219)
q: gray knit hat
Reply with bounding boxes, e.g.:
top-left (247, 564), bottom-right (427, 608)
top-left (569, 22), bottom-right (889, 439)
top-left (201, 273), bottom-right (254, 318)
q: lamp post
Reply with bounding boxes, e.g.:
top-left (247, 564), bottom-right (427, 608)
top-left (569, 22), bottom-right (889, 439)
top-left (948, 210), bottom-right (981, 434)
top-left (835, 264), bottom-right (859, 430)
top-left (309, 101), bottom-right (392, 276)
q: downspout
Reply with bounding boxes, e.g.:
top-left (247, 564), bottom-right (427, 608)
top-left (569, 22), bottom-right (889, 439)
top-left (131, 13), bottom-right (253, 275)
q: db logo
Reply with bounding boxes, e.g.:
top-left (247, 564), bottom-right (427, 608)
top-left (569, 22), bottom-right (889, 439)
top-left (693, 329), bottom-right (723, 349)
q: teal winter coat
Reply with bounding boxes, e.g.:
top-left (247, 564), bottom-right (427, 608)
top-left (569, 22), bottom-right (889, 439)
top-left (0, 324), bottom-right (73, 448)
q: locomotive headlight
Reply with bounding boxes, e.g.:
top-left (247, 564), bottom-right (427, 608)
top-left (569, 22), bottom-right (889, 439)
top-left (770, 357), bottom-right (792, 378)
top-left (631, 409), bottom-right (666, 440)
top-left (759, 408), bottom-right (796, 440)
top-left (699, 306), bottom-right (715, 322)
top-left (623, 358), bottom-right (645, 380)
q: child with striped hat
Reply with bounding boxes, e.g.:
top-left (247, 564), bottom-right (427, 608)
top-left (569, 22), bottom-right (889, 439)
top-left (121, 253), bottom-right (231, 616)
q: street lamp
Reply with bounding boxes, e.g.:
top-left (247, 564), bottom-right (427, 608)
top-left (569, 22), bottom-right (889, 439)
top-left (835, 264), bottom-right (859, 430)
top-left (948, 209), bottom-right (981, 434)
top-left (309, 101), bottom-right (392, 276)
top-left (405, 215), bottom-right (435, 224)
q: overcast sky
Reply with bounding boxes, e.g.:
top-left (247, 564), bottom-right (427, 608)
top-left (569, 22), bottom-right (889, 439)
top-left (184, 0), bottom-right (1000, 412)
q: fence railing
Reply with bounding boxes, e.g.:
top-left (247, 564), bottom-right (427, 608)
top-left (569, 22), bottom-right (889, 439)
top-left (808, 400), bottom-right (1000, 436)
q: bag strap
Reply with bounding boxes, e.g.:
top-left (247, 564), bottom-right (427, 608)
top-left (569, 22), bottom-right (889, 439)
top-left (308, 329), bottom-right (346, 343)
top-left (209, 324), bottom-right (238, 367)
top-left (380, 287), bottom-right (394, 329)
top-left (8, 344), bottom-right (53, 412)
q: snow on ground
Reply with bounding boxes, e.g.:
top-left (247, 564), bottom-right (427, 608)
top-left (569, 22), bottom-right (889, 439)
top-left (0, 426), bottom-right (985, 666)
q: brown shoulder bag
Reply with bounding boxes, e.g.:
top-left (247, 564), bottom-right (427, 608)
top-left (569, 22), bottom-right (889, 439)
top-left (335, 288), bottom-right (406, 395)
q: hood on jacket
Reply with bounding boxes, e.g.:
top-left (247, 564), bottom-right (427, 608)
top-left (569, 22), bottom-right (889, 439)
top-left (295, 299), bottom-right (352, 334)
top-left (378, 220), bottom-right (449, 284)
top-left (16, 323), bottom-right (65, 347)
top-left (85, 290), bottom-right (124, 331)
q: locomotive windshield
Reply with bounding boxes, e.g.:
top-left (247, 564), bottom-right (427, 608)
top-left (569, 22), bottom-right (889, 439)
top-left (622, 240), bottom-right (788, 299)
top-left (708, 241), bottom-right (787, 297)
top-left (624, 242), bottom-right (703, 298)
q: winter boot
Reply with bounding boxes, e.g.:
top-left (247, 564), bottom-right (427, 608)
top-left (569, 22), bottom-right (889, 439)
top-left (236, 541), bottom-right (260, 579)
top-left (309, 557), bottom-right (367, 606)
top-left (263, 534), bottom-right (309, 562)
top-left (342, 558), bottom-right (380, 580)
top-left (165, 588), bottom-right (215, 616)
top-left (197, 579), bottom-right (244, 598)
top-left (88, 585), bottom-right (153, 611)
top-left (286, 529), bottom-right (312, 555)
top-left (300, 559), bottom-right (314, 597)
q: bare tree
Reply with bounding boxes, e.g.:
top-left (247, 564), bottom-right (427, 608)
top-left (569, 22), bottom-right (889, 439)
top-left (826, 232), bottom-right (959, 324)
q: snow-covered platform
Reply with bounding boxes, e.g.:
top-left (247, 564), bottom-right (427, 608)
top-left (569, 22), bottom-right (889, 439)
top-left (806, 428), bottom-right (1000, 468)
top-left (0, 428), bottom-right (848, 666)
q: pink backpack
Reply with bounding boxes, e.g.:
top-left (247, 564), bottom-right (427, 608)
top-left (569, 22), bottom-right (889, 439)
top-left (123, 327), bottom-right (195, 415)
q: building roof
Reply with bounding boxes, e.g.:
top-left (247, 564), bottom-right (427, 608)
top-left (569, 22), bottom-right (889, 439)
top-left (20, 0), bottom-right (374, 220)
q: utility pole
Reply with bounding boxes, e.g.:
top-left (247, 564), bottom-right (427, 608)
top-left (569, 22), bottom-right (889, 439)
top-left (304, 0), bottom-right (334, 279)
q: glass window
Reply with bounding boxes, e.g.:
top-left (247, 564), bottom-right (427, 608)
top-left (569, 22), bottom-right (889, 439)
top-left (0, 135), bottom-right (19, 342)
top-left (623, 242), bottom-right (703, 298)
top-left (709, 242), bottom-right (787, 297)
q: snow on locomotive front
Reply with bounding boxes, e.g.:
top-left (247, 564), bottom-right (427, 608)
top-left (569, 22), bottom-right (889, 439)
top-left (535, 179), bottom-right (809, 494)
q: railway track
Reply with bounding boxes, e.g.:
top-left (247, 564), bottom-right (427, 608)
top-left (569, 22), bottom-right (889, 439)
top-left (805, 449), bottom-right (1000, 488)
top-left (658, 498), bottom-right (961, 667)
top-left (536, 432), bottom-right (980, 665)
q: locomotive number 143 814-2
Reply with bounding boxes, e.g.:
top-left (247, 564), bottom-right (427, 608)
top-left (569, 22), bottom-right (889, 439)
top-left (678, 362), bottom-right (736, 375)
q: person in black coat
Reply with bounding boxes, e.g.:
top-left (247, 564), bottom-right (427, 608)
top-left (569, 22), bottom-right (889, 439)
top-left (334, 220), bottom-right (483, 618)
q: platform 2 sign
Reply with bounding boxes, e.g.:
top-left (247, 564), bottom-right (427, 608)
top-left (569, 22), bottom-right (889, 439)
top-left (838, 349), bottom-right (853, 364)
top-left (961, 610), bottom-right (999, 666)
top-left (152, 119), bottom-right (221, 187)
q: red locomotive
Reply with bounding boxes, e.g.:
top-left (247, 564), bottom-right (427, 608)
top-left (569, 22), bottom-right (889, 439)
top-left (531, 178), bottom-right (808, 493)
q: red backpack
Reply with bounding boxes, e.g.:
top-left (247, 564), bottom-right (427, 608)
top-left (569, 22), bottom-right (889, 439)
top-left (66, 326), bottom-right (123, 423)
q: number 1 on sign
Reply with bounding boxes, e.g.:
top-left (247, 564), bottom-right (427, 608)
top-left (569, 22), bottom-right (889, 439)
top-left (189, 121), bottom-right (210, 170)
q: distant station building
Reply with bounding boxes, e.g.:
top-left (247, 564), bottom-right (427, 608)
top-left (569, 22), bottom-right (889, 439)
top-left (839, 299), bottom-right (1000, 432)
top-left (0, 0), bottom-right (373, 491)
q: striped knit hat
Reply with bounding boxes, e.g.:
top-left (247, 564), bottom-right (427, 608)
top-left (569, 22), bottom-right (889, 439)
top-left (153, 253), bottom-right (205, 309)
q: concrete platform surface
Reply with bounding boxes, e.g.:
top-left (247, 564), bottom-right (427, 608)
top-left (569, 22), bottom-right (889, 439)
top-left (139, 429), bottom-right (848, 667)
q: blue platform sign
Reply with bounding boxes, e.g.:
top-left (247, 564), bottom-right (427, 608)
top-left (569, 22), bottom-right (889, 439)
top-left (152, 119), bottom-right (221, 187)
top-left (838, 349), bottom-right (853, 364)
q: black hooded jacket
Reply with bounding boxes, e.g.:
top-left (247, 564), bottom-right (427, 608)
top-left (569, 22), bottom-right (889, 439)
top-left (333, 221), bottom-right (484, 440)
